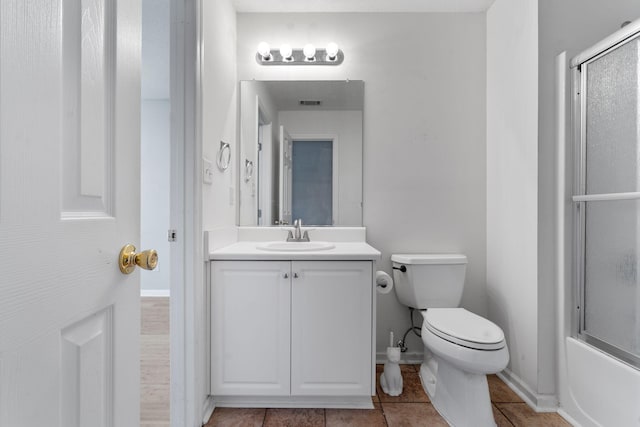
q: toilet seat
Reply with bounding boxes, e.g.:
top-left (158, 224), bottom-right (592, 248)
top-left (423, 308), bottom-right (505, 351)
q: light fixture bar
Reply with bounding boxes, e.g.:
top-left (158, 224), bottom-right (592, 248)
top-left (256, 48), bottom-right (344, 66)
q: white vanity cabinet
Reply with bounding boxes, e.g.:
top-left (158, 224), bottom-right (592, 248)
top-left (290, 261), bottom-right (372, 396)
top-left (210, 261), bottom-right (291, 396)
top-left (210, 259), bottom-right (373, 405)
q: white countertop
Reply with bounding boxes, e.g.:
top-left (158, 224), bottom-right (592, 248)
top-left (209, 241), bottom-right (381, 261)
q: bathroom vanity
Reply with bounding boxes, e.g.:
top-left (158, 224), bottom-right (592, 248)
top-left (208, 228), bottom-right (380, 408)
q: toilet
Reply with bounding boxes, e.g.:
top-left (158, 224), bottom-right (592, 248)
top-left (391, 254), bottom-right (509, 427)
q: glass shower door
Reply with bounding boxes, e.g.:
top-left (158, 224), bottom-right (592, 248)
top-left (574, 35), bottom-right (640, 368)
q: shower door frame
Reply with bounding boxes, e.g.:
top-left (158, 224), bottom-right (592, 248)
top-left (572, 31), bottom-right (640, 371)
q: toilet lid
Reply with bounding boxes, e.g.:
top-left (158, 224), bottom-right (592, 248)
top-left (424, 308), bottom-right (505, 351)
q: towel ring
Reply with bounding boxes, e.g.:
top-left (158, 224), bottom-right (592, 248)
top-left (244, 159), bottom-right (254, 182)
top-left (216, 141), bottom-right (231, 171)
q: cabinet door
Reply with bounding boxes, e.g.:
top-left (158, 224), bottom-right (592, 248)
top-left (211, 261), bottom-right (291, 395)
top-left (291, 261), bottom-right (373, 395)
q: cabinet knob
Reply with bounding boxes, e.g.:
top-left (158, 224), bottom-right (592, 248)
top-left (293, 273), bottom-right (299, 278)
top-left (284, 273), bottom-right (289, 279)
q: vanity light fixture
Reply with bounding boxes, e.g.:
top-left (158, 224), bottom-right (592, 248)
top-left (256, 41), bottom-right (344, 65)
top-left (257, 42), bottom-right (272, 61)
top-left (326, 42), bottom-right (339, 62)
top-left (303, 44), bottom-right (316, 62)
top-left (279, 44), bottom-right (293, 62)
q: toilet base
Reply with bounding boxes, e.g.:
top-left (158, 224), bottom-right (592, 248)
top-left (419, 351), bottom-right (496, 427)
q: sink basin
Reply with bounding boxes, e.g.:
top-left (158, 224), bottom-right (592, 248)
top-left (256, 241), bottom-right (335, 252)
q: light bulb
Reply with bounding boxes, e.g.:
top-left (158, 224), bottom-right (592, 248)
top-left (326, 42), bottom-right (339, 60)
top-left (303, 43), bottom-right (316, 61)
top-left (279, 44), bottom-right (293, 61)
top-left (257, 42), bottom-right (271, 60)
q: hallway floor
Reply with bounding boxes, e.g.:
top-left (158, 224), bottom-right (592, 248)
top-left (140, 297), bottom-right (571, 427)
top-left (141, 297), bottom-right (170, 427)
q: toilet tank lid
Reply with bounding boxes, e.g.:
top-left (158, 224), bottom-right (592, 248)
top-left (391, 254), bottom-right (467, 265)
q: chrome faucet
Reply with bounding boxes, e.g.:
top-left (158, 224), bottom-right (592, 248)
top-left (287, 219), bottom-right (310, 242)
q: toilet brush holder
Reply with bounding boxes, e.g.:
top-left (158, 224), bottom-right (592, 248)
top-left (380, 346), bottom-right (403, 396)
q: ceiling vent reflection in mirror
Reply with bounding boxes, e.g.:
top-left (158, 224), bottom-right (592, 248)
top-left (256, 42), bottom-right (343, 65)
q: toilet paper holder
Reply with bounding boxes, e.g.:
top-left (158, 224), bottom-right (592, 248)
top-left (376, 271), bottom-right (394, 294)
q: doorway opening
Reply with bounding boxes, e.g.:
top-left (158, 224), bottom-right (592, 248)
top-left (141, 0), bottom-right (171, 424)
top-left (291, 139), bottom-right (335, 226)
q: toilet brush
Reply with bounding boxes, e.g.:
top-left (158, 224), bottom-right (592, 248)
top-left (380, 331), bottom-right (403, 396)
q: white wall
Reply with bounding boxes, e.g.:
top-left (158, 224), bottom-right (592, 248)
top-left (141, 100), bottom-right (171, 293)
top-left (202, 0), bottom-right (238, 232)
top-left (141, 0), bottom-right (170, 294)
top-left (279, 110), bottom-right (363, 226)
top-left (237, 12), bottom-right (487, 357)
top-left (201, 0), bottom-right (237, 420)
top-left (486, 0), bottom-right (540, 402)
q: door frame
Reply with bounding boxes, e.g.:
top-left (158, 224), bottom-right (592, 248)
top-left (170, 0), bottom-right (206, 425)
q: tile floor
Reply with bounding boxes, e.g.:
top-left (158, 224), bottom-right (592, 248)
top-left (140, 297), bottom-right (572, 427)
top-left (204, 364), bottom-right (572, 426)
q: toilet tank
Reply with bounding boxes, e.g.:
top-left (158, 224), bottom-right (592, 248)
top-left (391, 254), bottom-right (467, 309)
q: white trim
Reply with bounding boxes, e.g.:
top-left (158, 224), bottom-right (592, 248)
top-left (570, 18), bottom-right (640, 68)
top-left (140, 289), bottom-right (171, 297)
top-left (497, 369), bottom-right (558, 412)
top-left (170, 0), bottom-right (201, 426)
top-left (257, 97), bottom-right (272, 226)
top-left (572, 191), bottom-right (640, 202)
top-left (375, 351), bottom-right (424, 365)
top-left (201, 396), bottom-right (216, 425)
top-left (212, 395), bottom-right (374, 409)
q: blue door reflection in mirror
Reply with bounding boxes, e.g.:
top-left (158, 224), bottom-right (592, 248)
top-left (292, 140), bottom-right (333, 225)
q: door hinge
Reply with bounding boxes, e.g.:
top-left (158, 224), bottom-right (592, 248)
top-left (258, 209), bottom-right (262, 218)
top-left (168, 229), bottom-right (177, 242)
top-left (258, 142), bottom-right (263, 151)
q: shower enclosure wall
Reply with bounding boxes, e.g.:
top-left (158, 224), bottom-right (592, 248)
top-left (573, 25), bottom-right (640, 372)
top-left (557, 19), bottom-right (640, 426)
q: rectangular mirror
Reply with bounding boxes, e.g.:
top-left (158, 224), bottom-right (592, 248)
top-left (238, 80), bottom-right (364, 226)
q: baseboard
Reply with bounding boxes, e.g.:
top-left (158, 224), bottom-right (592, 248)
top-left (140, 289), bottom-right (170, 297)
top-left (557, 408), bottom-right (582, 427)
top-left (497, 369), bottom-right (558, 412)
top-left (201, 395), bottom-right (216, 426)
top-left (376, 351), bottom-right (423, 365)
top-left (212, 395), bottom-right (374, 409)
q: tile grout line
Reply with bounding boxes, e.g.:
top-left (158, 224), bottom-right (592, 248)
top-left (493, 402), bottom-right (516, 427)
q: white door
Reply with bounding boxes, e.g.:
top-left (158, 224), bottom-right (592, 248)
top-left (279, 126), bottom-right (293, 225)
top-left (258, 123), bottom-right (272, 226)
top-left (0, 1), bottom-right (142, 426)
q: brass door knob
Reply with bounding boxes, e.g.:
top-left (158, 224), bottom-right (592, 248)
top-left (119, 244), bottom-right (158, 274)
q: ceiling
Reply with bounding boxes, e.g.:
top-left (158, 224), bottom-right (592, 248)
top-left (259, 80), bottom-right (364, 111)
top-left (231, 0), bottom-right (496, 13)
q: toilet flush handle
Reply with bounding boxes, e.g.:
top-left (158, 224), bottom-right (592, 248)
top-left (392, 265), bottom-right (407, 273)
